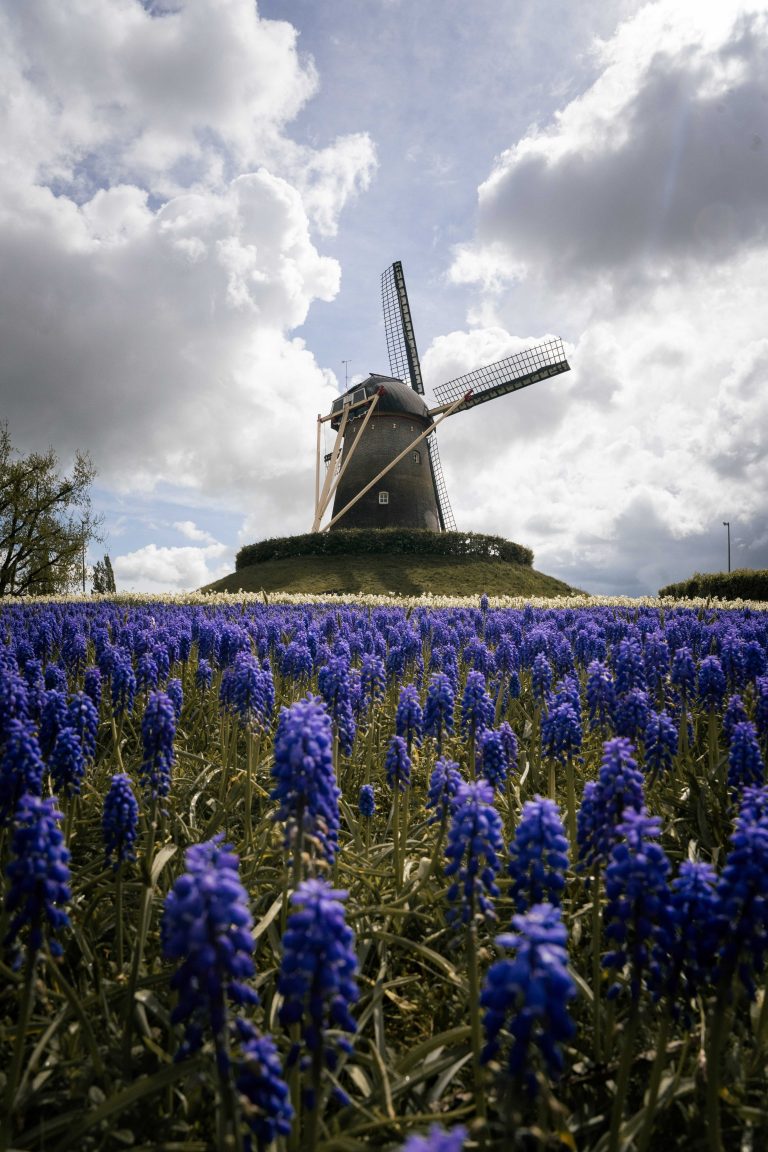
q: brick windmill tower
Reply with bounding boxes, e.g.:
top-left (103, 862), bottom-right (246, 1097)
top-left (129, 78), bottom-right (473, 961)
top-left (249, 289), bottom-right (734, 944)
top-left (311, 262), bottom-right (570, 533)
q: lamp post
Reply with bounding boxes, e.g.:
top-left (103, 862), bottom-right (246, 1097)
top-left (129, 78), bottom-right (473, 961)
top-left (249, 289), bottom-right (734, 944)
top-left (722, 521), bottom-right (731, 573)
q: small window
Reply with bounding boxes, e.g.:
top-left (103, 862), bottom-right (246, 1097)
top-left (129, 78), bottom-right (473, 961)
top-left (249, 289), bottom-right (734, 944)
top-left (378, 491), bottom-right (389, 505)
top-left (413, 450), bottom-right (421, 464)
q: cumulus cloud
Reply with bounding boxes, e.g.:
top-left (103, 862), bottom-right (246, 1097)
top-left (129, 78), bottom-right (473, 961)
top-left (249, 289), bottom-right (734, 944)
top-left (0, 0), bottom-right (377, 590)
top-left (438, 1), bottom-right (768, 593)
top-left (114, 541), bottom-right (231, 593)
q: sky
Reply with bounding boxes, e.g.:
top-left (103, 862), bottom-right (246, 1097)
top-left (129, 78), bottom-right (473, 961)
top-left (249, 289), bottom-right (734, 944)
top-left (1, 0), bottom-right (766, 596)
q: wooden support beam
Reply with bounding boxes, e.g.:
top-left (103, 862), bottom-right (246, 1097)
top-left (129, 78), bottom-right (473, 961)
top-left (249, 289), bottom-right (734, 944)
top-left (311, 403), bottom-right (349, 532)
top-left (316, 392), bottom-right (380, 526)
top-left (324, 391), bottom-right (471, 531)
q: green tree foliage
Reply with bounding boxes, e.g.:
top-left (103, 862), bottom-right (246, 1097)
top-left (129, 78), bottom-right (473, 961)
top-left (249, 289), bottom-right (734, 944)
top-left (236, 528), bottom-right (534, 570)
top-left (659, 569), bottom-right (768, 601)
top-left (92, 554), bottom-right (117, 595)
top-left (0, 424), bottom-right (102, 597)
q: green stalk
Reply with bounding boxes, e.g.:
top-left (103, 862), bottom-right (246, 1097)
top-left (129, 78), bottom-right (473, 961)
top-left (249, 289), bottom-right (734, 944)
top-left (608, 1004), bottom-right (640, 1152)
top-left (465, 915), bottom-right (487, 1124)
top-left (705, 977), bottom-right (732, 1152)
top-left (244, 727), bottom-right (254, 849)
top-left (305, 1045), bottom-right (324, 1152)
top-left (565, 755), bottom-right (576, 850)
top-left (636, 1010), bottom-right (671, 1152)
top-left (122, 797), bottom-right (158, 1066)
top-left (393, 786), bottom-right (402, 891)
top-left (115, 866), bottom-right (124, 971)
top-left (1, 946), bottom-right (37, 1148)
top-left (591, 866), bottom-right (603, 1065)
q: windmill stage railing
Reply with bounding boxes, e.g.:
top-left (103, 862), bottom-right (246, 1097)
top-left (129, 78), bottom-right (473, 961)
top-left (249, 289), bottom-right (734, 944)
top-left (431, 336), bottom-right (569, 412)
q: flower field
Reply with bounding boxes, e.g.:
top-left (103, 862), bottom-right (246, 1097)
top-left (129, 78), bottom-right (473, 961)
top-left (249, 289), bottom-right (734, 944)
top-left (1, 592), bottom-right (768, 1152)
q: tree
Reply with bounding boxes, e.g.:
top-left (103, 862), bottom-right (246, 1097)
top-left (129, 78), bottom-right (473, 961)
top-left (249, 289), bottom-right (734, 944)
top-left (0, 424), bottom-right (103, 597)
top-left (92, 554), bottom-right (117, 595)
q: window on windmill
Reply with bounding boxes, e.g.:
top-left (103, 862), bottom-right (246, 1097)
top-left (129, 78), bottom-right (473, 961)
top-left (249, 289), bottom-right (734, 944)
top-left (379, 491), bottom-right (389, 505)
top-left (413, 450), bottom-right (421, 464)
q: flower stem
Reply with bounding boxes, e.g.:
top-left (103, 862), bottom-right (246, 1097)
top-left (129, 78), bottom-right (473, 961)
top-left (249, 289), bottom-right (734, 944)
top-left (636, 1010), bottom-right (671, 1152)
top-left (608, 1004), bottom-right (639, 1152)
top-left (591, 866), bottom-right (603, 1065)
top-left (1, 947), bottom-right (37, 1148)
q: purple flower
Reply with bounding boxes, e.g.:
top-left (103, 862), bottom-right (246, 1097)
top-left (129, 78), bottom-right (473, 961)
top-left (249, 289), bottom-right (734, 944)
top-left (444, 780), bottom-right (504, 930)
top-left (318, 656), bottom-right (356, 756)
top-left (234, 1020), bottom-right (293, 1149)
top-left (66, 691), bottom-right (99, 763)
top-left (714, 785), bottom-right (768, 997)
top-left (103, 773), bottom-right (140, 870)
top-left (664, 861), bottom-right (719, 1017)
top-left (614, 688), bottom-right (650, 743)
top-left (4, 793), bottom-right (71, 959)
top-left (49, 727), bottom-right (86, 798)
top-left (83, 666), bottom-right (102, 711)
top-left (426, 758), bottom-right (463, 826)
top-left (723, 695), bottom-right (749, 743)
top-left (643, 710), bottom-right (677, 779)
top-left (481, 904), bottom-right (576, 1096)
top-left (541, 700), bottom-right (582, 765)
top-left (396, 683), bottom-right (423, 753)
top-left (727, 721), bottom-right (764, 793)
top-left (698, 656), bottom-right (726, 711)
top-left (195, 657), bottom-right (213, 691)
top-left (270, 695), bottom-right (340, 866)
top-left (671, 646), bottom-right (696, 700)
top-left (460, 671), bottom-right (494, 741)
top-left (139, 691), bottom-right (176, 800)
top-left (110, 651), bottom-right (136, 718)
top-left (602, 808), bottom-right (673, 1001)
top-left (577, 738), bottom-right (645, 871)
top-left (398, 1125), bottom-right (467, 1152)
top-left (423, 672), bottom-right (455, 753)
top-left (232, 652), bottom-right (271, 732)
top-left (277, 879), bottom-right (358, 1091)
top-left (358, 784), bottom-right (375, 817)
top-left (531, 653), bottom-right (553, 704)
top-left (167, 678), bottom-right (183, 721)
top-left (613, 638), bottom-right (646, 696)
top-left (385, 734), bottom-right (412, 793)
top-left (0, 719), bottom-right (44, 825)
top-left (161, 836), bottom-right (258, 1061)
top-left (508, 797), bottom-right (569, 913)
top-left (586, 660), bottom-right (616, 731)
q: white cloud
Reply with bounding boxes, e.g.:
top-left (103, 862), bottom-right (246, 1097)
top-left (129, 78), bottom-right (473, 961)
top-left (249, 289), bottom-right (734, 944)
top-left (173, 520), bottom-right (217, 544)
top-left (0, 0), bottom-right (377, 563)
top-left (113, 541), bottom-right (231, 593)
top-left (437, 1), bottom-right (768, 593)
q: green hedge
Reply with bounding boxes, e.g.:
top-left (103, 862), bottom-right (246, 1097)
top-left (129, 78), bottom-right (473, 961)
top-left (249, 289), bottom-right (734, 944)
top-left (659, 569), bottom-right (768, 601)
top-left (236, 528), bottom-right (534, 570)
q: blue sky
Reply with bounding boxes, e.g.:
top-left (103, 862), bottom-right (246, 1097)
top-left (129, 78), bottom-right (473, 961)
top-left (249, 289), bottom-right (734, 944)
top-left (1, 1), bottom-right (767, 594)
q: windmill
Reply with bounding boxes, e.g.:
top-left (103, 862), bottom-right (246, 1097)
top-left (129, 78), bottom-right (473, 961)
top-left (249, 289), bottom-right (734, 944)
top-left (311, 261), bottom-right (570, 533)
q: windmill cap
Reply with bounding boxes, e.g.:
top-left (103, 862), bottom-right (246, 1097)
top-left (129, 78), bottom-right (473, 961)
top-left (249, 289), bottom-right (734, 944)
top-left (330, 373), bottom-right (433, 429)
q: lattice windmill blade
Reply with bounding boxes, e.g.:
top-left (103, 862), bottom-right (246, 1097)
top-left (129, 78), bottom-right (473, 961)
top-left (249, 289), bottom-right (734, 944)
top-left (381, 261), bottom-right (424, 395)
top-left (430, 337), bottom-right (570, 413)
top-left (426, 433), bottom-right (456, 531)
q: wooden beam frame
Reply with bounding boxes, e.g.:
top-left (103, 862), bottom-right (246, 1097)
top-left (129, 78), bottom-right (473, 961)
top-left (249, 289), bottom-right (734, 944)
top-left (311, 402), bottom-right (349, 532)
top-left (324, 391), bottom-right (471, 531)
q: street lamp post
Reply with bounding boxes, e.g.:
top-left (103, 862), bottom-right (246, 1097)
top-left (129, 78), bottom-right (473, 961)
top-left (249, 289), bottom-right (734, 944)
top-left (722, 521), bottom-right (731, 573)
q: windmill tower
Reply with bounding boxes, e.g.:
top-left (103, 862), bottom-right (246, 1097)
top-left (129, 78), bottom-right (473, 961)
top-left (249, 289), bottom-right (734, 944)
top-left (311, 261), bottom-right (570, 533)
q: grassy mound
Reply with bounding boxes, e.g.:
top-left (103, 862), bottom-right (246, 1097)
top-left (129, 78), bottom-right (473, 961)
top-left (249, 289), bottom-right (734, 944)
top-left (203, 551), bottom-right (579, 597)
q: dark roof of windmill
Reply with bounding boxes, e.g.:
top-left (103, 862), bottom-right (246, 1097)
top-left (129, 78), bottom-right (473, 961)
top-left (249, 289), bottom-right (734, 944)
top-left (330, 373), bottom-right (432, 427)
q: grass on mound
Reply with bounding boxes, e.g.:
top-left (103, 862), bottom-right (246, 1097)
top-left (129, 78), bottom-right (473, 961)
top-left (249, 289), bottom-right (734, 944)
top-left (203, 551), bottom-right (579, 598)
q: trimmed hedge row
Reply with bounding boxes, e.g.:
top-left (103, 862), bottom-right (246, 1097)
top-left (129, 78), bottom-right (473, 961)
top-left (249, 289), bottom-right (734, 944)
top-left (236, 528), bottom-right (534, 570)
top-left (659, 569), bottom-right (768, 602)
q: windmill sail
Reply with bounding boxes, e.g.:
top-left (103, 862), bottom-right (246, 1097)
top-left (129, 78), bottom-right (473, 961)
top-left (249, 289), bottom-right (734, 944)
top-left (431, 337), bottom-right (569, 412)
top-left (381, 261), bottom-right (424, 394)
top-left (426, 433), bottom-right (456, 531)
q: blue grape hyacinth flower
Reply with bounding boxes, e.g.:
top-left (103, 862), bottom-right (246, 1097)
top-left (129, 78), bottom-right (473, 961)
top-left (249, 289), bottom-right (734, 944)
top-left (481, 903), bottom-right (576, 1097)
top-left (398, 1125), bottom-right (467, 1152)
top-left (139, 691), bottom-right (176, 801)
top-left (234, 1019), bottom-right (294, 1150)
top-left (270, 695), bottom-right (341, 867)
top-left (277, 878), bottom-right (359, 1096)
top-left (423, 672), bottom-right (455, 753)
top-left (161, 836), bottom-right (258, 1062)
top-left (602, 807), bottom-right (673, 1001)
top-left (508, 796), bottom-right (569, 914)
top-left (4, 792), bottom-right (71, 961)
top-left (426, 757), bottom-right (463, 826)
top-left (714, 784), bottom-right (768, 998)
top-left (385, 734), bottom-right (412, 793)
top-left (577, 737), bottom-right (645, 872)
top-left (444, 780), bottom-right (504, 931)
top-left (103, 773), bottom-right (140, 870)
top-left (0, 719), bottom-right (45, 825)
top-left (358, 783), bottom-right (375, 817)
top-left (396, 683), bottom-right (423, 753)
top-left (727, 720), bottom-right (764, 793)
